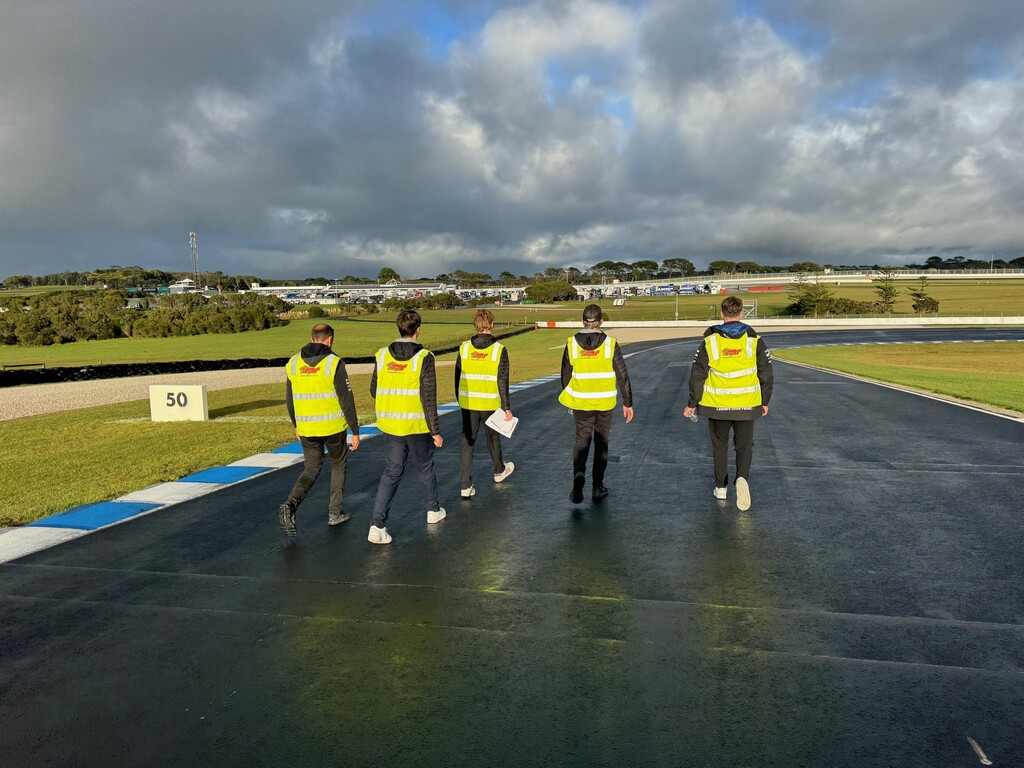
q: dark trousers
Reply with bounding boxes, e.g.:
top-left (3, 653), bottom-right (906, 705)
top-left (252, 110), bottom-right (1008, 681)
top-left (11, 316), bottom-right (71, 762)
top-left (371, 434), bottom-right (440, 528)
top-left (460, 409), bottom-right (505, 489)
top-left (572, 409), bottom-right (613, 490)
top-left (709, 418), bottom-right (755, 487)
top-left (286, 433), bottom-right (348, 515)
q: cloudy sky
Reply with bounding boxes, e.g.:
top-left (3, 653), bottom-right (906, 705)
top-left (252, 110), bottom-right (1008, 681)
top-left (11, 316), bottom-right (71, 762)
top-left (1, 0), bottom-right (1022, 280)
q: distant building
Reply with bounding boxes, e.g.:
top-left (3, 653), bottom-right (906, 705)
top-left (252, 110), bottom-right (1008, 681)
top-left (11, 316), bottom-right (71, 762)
top-left (169, 278), bottom-right (197, 294)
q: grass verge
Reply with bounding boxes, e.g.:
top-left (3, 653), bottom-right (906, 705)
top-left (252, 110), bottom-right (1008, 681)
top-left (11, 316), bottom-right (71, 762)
top-left (4, 280), bottom-right (1024, 368)
top-left (774, 342), bottom-right (1024, 414)
top-left (0, 330), bottom-right (567, 526)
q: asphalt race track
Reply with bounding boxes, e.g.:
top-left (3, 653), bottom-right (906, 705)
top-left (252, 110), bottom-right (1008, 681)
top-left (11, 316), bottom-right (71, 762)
top-left (1, 328), bottom-right (1022, 767)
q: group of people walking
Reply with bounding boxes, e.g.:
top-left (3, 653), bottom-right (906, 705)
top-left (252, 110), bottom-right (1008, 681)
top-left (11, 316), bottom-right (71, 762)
top-left (278, 296), bottom-right (773, 544)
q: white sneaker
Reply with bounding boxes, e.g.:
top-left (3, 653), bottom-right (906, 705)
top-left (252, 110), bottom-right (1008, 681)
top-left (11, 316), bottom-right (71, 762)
top-left (461, 485), bottom-right (476, 498)
top-left (713, 486), bottom-right (728, 500)
top-left (427, 507), bottom-right (447, 524)
top-left (736, 478), bottom-right (751, 511)
top-left (494, 462), bottom-right (515, 483)
top-left (368, 525), bottom-right (392, 545)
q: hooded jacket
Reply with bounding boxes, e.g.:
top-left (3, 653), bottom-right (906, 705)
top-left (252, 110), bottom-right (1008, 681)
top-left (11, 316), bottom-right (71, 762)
top-left (370, 339), bottom-right (441, 436)
top-left (687, 321), bottom-right (772, 420)
top-left (560, 330), bottom-right (633, 408)
top-left (454, 333), bottom-right (511, 412)
top-left (285, 342), bottom-right (360, 435)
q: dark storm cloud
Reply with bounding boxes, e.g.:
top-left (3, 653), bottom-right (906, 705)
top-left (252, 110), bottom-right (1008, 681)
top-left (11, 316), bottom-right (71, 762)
top-left (759, 0), bottom-right (1024, 89)
top-left (0, 0), bottom-right (1021, 280)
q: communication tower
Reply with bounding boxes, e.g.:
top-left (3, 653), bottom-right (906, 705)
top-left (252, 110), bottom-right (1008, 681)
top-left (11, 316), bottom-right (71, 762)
top-left (189, 232), bottom-right (200, 289)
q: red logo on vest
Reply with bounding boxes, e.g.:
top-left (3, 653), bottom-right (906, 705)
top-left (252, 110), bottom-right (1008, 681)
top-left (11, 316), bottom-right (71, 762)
top-left (580, 349), bottom-right (600, 357)
top-left (470, 351), bottom-right (488, 360)
top-left (722, 348), bottom-right (742, 357)
top-left (386, 362), bottom-right (408, 372)
top-left (300, 366), bottom-right (321, 374)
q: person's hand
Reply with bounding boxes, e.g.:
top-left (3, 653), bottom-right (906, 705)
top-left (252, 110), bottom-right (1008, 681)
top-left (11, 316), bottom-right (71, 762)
top-left (504, 410), bottom-right (514, 422)
top-left (623, 406), bottom-right (634, 423)
top-left (761, 405), bottom-right (769, 417)
top-left (433, 434), bottom-right (444, 448)
top-left (349, 435), bottom-right (360, 451)
top-left (295, 429), bottom-right (301, 441)
top-left (683, 407), bottom-right (695, 419)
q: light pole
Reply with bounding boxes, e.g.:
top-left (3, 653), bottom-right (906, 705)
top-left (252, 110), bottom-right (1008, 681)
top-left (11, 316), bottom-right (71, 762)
top-left (675, 289), bottom-right (679, 321)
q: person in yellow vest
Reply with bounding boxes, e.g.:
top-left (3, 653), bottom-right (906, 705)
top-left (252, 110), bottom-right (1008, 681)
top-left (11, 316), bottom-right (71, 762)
top-left (456, 309), bottom-right (515, 498)
top-left (368, 309), bottom-right (445, 544)
top-left (558, 304), bottom-right (634, 503)
top-left (278, 323), bottom-right (361, 536)
top-left (684, 295), bottom-right (773, 511)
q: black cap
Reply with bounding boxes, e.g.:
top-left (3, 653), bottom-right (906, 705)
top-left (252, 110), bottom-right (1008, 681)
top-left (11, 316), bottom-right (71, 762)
top-left (582, 303), bottom-right (602, 323)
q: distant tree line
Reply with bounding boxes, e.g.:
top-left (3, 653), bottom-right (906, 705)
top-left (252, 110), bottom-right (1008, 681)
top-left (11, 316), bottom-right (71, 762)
top-left (785, 272), bottom-right (940, 317)
top-left (1, 266), bottom-right (266, 291)
top-left (0, 291), bottom-right (288, 347)
top-left (6, 254), bottom-right (1022, 296)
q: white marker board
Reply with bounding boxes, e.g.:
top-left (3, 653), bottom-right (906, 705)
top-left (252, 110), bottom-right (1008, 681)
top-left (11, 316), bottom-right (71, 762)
top-left (149, 384), bottom-right (209, 422)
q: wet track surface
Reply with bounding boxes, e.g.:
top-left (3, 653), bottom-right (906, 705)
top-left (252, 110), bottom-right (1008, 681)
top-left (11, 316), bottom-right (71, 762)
top-left (1, 328), bottom-right (1022, 767)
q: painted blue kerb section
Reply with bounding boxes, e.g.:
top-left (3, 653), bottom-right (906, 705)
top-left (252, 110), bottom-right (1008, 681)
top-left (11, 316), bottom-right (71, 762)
top-left (29, 501), bottom-right (163, 530)
top-left (179, 466), bottom-right (270, 484)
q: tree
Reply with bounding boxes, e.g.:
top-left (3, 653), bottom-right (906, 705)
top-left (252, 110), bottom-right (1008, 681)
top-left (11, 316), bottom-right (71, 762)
top-left (907, 277), bottom-right (939, 315)
top-left (786, 273), bottom-right (835, 318)
top-left (790, 261), bottom-right (823, 272)
top-left (630, 260), bottom-right (658, 280)
top-left (661, 258), bottom-right (695, 278)
top-left (873, 268), bottom-right (900, 313)
top-left (924, 256), bottom-right (944, 270)
top-left (377, 267), bottom-right (400, 283)
top-left (735, 261), bottom-right (761, 273)
top-left (708, 260), bottom-right (737, 274)
top-left (525, 280), bottom-right (578, 303)
top-left (498, 271), bottom-right (518, 284)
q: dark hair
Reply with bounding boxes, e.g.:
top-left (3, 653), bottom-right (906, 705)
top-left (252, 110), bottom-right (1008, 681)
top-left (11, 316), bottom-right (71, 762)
top-left (720, 296), bottom-right (743, 318)
top-left (582, 303), bottom-right (602, 328)
top-left (310, 323), bottom-right (334, 342)
top-left (397, 309), bottom-right (421, 338)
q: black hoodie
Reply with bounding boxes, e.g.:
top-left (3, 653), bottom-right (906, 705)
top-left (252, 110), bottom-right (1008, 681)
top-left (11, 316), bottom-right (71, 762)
top-left (454, 333), bottom-right (511, 412)
top-left (560, 330), bottom-right (633, 408)
top-left (285, 342), bottom-right (360, 435)
top-left (687, 320), bottom-right (773, 420)
top-left (369, 339), bottom-right (441, 436)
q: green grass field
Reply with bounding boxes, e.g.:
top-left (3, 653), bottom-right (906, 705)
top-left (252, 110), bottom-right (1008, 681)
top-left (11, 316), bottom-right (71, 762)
top-left (4, 280), bottom-right (1024, 368)
top-left (0, 329), bottom-right (567, 527)
top-left (3, 281), bottom-right (1024, 526)
top-left (774, 342), bottom-right (1024, 414)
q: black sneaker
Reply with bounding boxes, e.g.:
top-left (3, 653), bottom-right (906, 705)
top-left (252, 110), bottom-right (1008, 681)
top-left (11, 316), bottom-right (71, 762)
top-left (278, 503), bottom-right (297, 536)
top-left (592, 485), bottom-right (609, 501)
top-left (328, 511), bottom-right (350, 526)
top-left (569, 487), bottom-right (584, 504)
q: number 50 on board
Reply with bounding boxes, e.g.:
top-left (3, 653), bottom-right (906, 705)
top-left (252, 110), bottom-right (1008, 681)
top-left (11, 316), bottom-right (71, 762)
top-left (148, 384), bottom-right (209, 422)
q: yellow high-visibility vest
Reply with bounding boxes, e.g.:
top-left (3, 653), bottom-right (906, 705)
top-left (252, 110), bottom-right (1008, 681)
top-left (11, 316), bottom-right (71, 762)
top-left (457, 340), bottom-right (503, 411)
top-left (698, 332), bottom-right (762, 409)
top-left (558, 335), bottom-right (618, 411)
top-left (286, 353), bottom-right (349, 437)
top-left (375, 347), bottom-right (430, 435)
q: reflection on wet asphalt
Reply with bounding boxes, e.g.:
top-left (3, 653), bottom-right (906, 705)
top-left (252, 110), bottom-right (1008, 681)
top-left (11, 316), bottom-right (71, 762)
top-left (1, 328), bottom-right (1022, 767)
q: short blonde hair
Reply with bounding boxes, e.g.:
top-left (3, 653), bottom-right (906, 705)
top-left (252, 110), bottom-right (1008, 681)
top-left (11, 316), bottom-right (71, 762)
top-left (473, 309), bottom-right (495, 333)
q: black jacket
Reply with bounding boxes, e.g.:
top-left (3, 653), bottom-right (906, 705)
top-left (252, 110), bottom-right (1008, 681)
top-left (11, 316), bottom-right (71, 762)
top-left (560, 330), bottom-right (633, 408)
top-left (285, 342), bottom-right (360, 435)
top-left (687, 321), bottom-right (773, 420)
top-left (370, 340), bottom-right (441, 436)
top-left (454, 334), bottom-right (511, 412)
